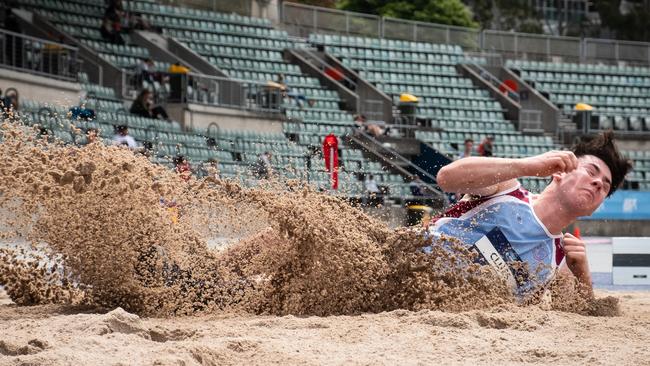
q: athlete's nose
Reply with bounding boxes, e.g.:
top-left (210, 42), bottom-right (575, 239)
top-left (592, 177), bottom-right (604, 192)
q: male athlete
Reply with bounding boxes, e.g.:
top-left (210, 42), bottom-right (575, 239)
top-left (428, 132), bottom-right (631, 297)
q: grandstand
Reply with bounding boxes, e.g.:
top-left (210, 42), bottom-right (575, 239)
top-left (2, 0), bottom-right (650, 223)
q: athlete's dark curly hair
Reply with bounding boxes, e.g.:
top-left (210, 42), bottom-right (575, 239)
top-left (572, 131), bottom-right (632, 197)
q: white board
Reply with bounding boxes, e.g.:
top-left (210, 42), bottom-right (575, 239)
top-left (612, 237), bottom-right (650, 285)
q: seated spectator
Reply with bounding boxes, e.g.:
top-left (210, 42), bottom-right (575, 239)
top-left (173, 155), bottom-right (192, 182)
top-left (253, 151), bottom-right (273, 179)
top-left (353, 114), bottom-right (385, 138)
top-left (130, 89), bottom-right (169, 120)
top-left (68, 105), bottom-right (95, 121)
top-left (477, 136), bottom-right (495, 157)
top-left (112, 125), bottom-right (138, 149)
top-left (365, 122), bottom-right (385, 138)
top-left (458, 138), bottom-right (474, 159)
top-left (100, 16), bottom-right (125, 45)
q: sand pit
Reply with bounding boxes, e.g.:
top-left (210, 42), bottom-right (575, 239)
top-left (0, 123), bottom-right (648, 364)
top-left (0, 289), bottom-right (648, 365)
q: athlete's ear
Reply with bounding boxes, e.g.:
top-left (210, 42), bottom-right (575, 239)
top-left (551, 172), bottom-right (564, 182)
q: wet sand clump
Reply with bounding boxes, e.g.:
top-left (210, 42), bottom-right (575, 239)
top-left (0, 122), bottom-right (616, 317)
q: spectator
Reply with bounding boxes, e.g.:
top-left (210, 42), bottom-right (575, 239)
top-left (458, 138), bottom-right (474, 158)
top-left (173, 155), bottom-right (192, 182)
top-left (130, 89), bottom-right (169, 120)
top-left (0, 88), bottom-right (16, 111)
top-left (69, 104), bottom-right (95, 121)
top-left (355, 113), bottom-right (386, 137)
top-left (100, 16), bottom-right (125, 45)
top-left (364, 173), bottom-right (383, 206)
top-left (366, 122), bottom-right (385, 138)
top-left (477, 136), bottom-right (494, 157)
top-left (1, 88), bottom-right (19, 120)
top-left (253, 151), bottom-right (273, 179)
top-left (112, 125), bottom-right (138, 149)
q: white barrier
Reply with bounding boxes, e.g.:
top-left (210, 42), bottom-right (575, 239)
top-left (612, 237), bottom-right (650, 285)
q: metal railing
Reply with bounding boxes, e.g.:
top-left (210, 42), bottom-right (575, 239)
top-left (353, 128), bottom-right (445, 198)
top-left (519, 109), bottom-right (543, 131)
top-left (281, 2), bottom-right (650, 66)
top-left (0, 29), bottom-right (79, 80)
top-left (123, 69), bottom-right (283, 113)
top-left (463, 60), bottom-right (519, 103)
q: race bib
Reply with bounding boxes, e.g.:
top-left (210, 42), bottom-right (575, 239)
top-left (471, 227), bottom-right (530, 289)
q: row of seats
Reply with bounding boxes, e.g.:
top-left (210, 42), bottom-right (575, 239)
top-left (519, 70), bottom-right (650, 87)
top-left (163, 29), bottom-right (292, 50)
top-left (535, 81), bottom-right (650, 98)
top-left (310, 33), bottom-right (463, 55)
top-left (131, 1), bottom-right (271, 27)
top-left (508, 59), bottom-right (650, 77)
top-left (345, 59), bottom-right (458, 76)
top-left (20, 1), bottom-right (159, 72)
top-left (376, 83), bottom-right (490, 99)
top-left (328, 46), bottom-right (466, 65)
top-left (508, 59), bottom-right (650, 133)
top-left (360, 71), bottom-right (474, 87)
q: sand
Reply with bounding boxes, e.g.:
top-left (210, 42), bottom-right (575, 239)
top-left (0, 288), bottom-right (648, 365)
top-left (0, 119), bottom-right (646, 365)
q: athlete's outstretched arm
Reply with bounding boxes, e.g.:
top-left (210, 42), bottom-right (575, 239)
top-left (436, 151), bottom-right (578, 196)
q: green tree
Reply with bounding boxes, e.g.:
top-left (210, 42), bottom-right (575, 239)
top-left (337, 0), bottom-right (479, 28)
top-left (594, 0), bottom-right (650, 42)
top-left (465, 0), bottom-right (543, 33)
top-left (292, 0), bottom-right (338, 7)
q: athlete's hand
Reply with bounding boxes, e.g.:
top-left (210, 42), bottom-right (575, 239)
top-left (518, 150), bottom-right (578, 177)
top-left (563, 233), bottom-right (590, 280)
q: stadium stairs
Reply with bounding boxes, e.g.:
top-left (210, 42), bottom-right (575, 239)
top-left (307, 33), bottom-right (558, 193)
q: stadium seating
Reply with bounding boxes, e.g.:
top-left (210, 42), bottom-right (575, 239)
top-left (121, 1), bottom-right (412, 201)
top-left (5, 0), bottom-right (414, 201)
top-left (507, 60), bottom-right (650, 131)
top-left (16, 0), bottom-right (165, 71)
top-left (310, 33), bottom-right (556, 191)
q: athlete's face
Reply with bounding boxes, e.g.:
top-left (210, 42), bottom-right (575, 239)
top-left (555, 155), bottom-right (612, 216)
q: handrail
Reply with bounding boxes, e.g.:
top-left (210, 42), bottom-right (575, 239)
top-left (0, 28), bottom-right (78, 52)
top-left (298, 48), bottom-right (359, 89)
top-left (0, 28), bottom-right (80, 80)
top-left (462, 60), bottom-right (520, 102)
top-left (351, 128), bottom-right (445, 197)
top-left (282, 1), bottom-right (650, 66)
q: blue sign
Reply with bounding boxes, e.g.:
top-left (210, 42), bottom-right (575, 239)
top-left (582, 190), bottom-right (650, 220)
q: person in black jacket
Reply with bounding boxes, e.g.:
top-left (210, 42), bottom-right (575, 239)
top-left (130, 89), bottom-right (169, 120)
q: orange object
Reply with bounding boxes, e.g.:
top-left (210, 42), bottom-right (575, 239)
top-left (573, 225), bottom-right (581, 238)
